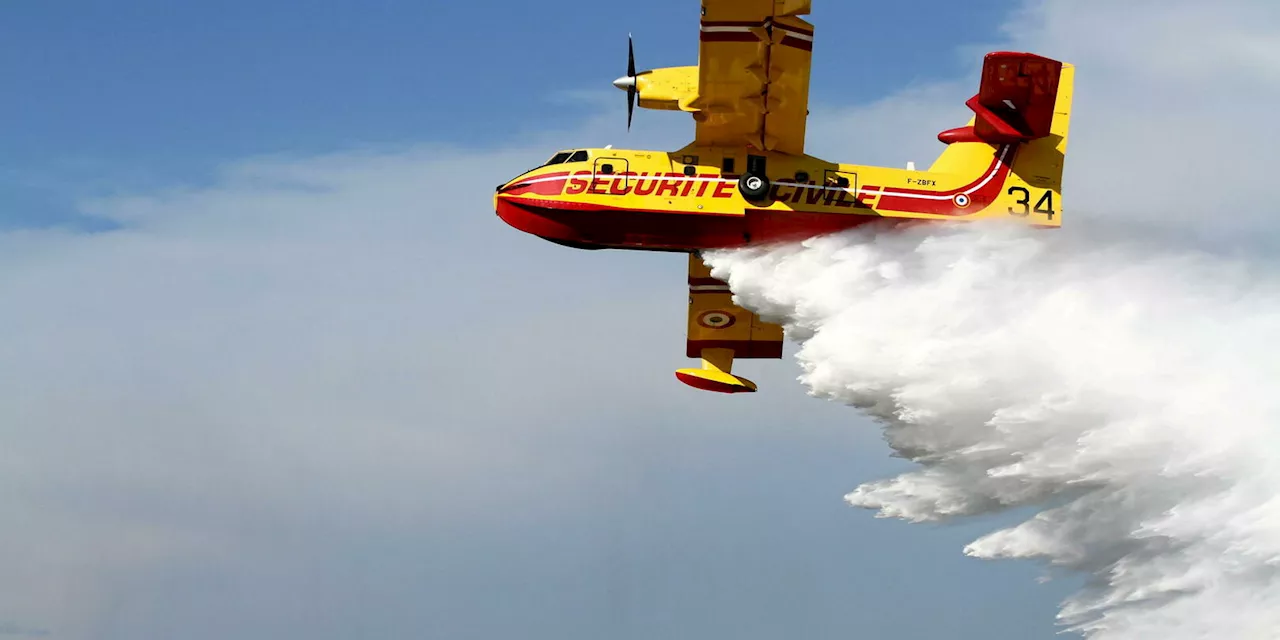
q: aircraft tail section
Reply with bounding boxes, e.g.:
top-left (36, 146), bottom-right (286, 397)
top-left (930, 53), bottom-right (1073, 226)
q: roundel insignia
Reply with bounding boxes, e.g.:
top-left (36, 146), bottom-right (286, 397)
top-left (697, 310), bottom-right (737, 329)
top-left (953, 193), bottom-right (972, 208)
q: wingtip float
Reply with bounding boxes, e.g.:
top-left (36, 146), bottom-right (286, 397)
top-left (495, 0), bottom-right (1074, 394)
top-left (676, 343), bottom-right (759, 394)
top-left (675, 367), bottom-right (759, 394)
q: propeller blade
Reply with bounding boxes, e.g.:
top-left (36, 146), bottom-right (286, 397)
top-left (627, 86), bottom-right (636, 130)
top-left (627, 34), bottom-right (637, 131)
top-left (627, 34), bottom-right (636, 78)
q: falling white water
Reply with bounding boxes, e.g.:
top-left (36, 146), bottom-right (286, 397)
top-left (705, 221), bottom-right (1280, 639)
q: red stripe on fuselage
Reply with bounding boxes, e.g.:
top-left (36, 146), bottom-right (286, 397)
top-left (499, 171), bottom-right (570, 197)
top-left (869, 145), bottom-right (1017, 216)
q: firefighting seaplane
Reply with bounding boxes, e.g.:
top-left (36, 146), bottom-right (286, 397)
top-left (495, 0), bottom-right (1074, 394)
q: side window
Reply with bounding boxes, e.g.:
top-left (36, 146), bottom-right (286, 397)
top-left (568, 150), bottom-right (588, 163)
top-left (544, 152), bottom-right (571, 166)
top-left (722, 157), bottom-right (736, 173)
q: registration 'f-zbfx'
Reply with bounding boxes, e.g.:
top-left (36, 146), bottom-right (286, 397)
top-left (495, 0), bottom-right (1074, 394)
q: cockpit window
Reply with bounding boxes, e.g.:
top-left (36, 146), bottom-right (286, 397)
top-left (568, 150), bottom-right (588, 163)
top-left (544, 151), bottom-right (572, 166)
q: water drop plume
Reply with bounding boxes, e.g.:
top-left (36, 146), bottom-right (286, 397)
top-left (706, 221), bottom-right (1280, 638)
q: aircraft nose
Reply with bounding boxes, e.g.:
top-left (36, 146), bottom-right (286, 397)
top-left (612, 76), bottom-right (636, 91)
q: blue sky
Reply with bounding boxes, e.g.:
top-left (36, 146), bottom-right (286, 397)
top-left (6, 1), bottom-right (1277, 639)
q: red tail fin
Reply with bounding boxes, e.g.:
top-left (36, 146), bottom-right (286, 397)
top-left (940, 52), bottom-right (1064, 144)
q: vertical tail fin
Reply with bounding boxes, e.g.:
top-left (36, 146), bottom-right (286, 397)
top-left (930, 54), bottom-right (1074, 226)
top-left (1004, 62), bottom-right (1072, 224)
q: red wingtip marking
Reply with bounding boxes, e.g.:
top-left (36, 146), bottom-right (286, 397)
top-left (675, 372), bottom-right (757, 394)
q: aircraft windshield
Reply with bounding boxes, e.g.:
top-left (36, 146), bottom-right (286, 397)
top-left (542, 150), bottom-right (589, 167)
top-left (544, 151), bottom-right (573, 166)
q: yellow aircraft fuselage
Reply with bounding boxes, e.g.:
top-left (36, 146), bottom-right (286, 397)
top-left (495, 122), bottom-right (1067, 252)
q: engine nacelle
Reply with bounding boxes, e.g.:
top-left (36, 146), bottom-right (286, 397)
top-left (634, 66), bottom-right (699, 112)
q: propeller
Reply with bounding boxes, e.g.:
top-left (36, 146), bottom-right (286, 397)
top-left (612, 34), bottom-right (639, 130)
top-left (626, 35), bottom-right (637, 130)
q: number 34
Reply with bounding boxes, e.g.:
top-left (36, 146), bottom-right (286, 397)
top-left (1008, 187), bottom-right (1056, 219)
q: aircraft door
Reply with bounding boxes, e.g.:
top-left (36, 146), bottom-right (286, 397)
top-left (593, 156), bottom-right (631, 194)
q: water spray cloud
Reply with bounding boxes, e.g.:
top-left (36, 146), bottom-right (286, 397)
top-left (707, 222), bottom-right (1280, 638)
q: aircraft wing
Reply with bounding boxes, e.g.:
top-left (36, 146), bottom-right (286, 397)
top-left (677, 254), bottom-right (784, 393)
top-left (692, 0), bottom-right (814, 156)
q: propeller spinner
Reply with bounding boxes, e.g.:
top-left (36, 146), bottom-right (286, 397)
top-left (611, 35), bottom-right (638, 130)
